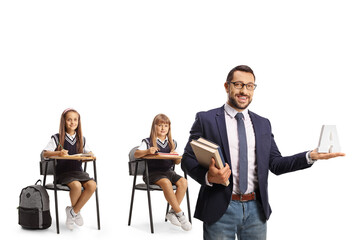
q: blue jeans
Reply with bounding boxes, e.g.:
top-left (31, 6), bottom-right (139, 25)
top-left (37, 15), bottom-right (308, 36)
top-left (203, 200), bottom-right (267, 240)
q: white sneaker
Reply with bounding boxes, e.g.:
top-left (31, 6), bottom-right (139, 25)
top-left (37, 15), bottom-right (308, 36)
top-left (166, 209), bottom-right (181, 226)
top-left (74, 212), bottom-right (83, 226)
top-left (176, 212), bottom-right (192, 231)
top-left (65, 206), bottom-right (75, 230)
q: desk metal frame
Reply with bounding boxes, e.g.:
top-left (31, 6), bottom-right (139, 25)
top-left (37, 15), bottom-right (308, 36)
top-left (42, 157), bottom-right (100, 234)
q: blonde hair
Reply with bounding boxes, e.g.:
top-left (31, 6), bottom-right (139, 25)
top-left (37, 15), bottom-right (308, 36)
top-left (56, 108), bottom-right (84, 153)
top-left (149, 114), bottom-right (175, 152)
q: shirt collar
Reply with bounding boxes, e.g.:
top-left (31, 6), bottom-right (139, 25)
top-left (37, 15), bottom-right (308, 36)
top-left (157, 136), bottom-right (168, 144)
top-left (224, 102), bottom-right (249, 119)
top-left (66, 132), bottom-right (76, 139)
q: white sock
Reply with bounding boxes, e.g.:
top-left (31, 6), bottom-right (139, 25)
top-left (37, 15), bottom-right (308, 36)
top-left (175, 211), bottom-right (184, 217)
top-left (70, 208), bottom-right (77, 217)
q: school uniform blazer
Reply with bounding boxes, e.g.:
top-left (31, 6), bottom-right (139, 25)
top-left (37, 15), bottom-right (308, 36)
top-left (181, 105), bottom-right (312, 224)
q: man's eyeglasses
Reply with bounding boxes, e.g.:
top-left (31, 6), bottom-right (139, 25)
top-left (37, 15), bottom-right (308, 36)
top-left (229, 81), bottom-right (257, 91)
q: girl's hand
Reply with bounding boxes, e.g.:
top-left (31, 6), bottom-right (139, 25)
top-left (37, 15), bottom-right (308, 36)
top-left (148, 147), bottom-right (158, 154)
top-left (59, 149), bottom-right (68, 156)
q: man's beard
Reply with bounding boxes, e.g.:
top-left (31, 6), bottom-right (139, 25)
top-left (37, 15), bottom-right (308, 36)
top-left (228, 93), bottom-right (252, 110)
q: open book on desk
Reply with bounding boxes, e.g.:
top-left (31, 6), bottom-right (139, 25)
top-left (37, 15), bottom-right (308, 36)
top-left (190, 137), bottom-right (229, 186)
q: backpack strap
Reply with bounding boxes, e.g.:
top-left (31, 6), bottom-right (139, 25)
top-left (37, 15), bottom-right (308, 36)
top-left (142, 138), bottom-right (151, 149)
top-left (51, 134), bottom-right (60, 149)
top-left (173, 139), bottom-right (177, 150)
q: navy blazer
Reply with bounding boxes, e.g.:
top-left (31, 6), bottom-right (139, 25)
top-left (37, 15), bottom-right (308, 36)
top-left (181, 106), bottom-right (311, 224)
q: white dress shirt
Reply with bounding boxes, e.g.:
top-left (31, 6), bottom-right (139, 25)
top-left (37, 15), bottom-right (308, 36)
top-left (224, 103), bottom-right (258, 194)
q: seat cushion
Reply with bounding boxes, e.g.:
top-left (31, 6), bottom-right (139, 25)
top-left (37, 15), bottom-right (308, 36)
top-left (135, 183), bottom-right (176, 191)
top-left (45, 183), bottom-right (71, 191)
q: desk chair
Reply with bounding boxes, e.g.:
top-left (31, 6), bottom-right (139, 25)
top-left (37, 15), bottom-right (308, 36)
top-left (40, 153), bottom-right (101, 234)
top-left (128, 146), bottom-right (191, 233)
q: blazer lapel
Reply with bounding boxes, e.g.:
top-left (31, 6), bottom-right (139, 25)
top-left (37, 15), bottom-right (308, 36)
top-left (215, 106), bottom-right (232, 168)
top-left (248, 110), bottom-right (260, 143)
top-left (248, 110), bottom-right (265, 174)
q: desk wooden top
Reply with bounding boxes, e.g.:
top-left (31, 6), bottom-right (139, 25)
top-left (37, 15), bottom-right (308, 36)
top-left (49, 155), bottom-right (96, 161)
top-left (141, 154), bottom-right (182, 160)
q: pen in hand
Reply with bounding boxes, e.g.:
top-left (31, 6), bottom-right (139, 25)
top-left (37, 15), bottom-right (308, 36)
top-left (57, 142), bottom-right (64, 150)
top-left (57, 142), bottom-right (68, 156)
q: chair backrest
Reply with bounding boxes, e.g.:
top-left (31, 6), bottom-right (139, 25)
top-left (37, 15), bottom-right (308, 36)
top-left (39, 151), bottom-right (55, 175)
top-left (128, 146), bottom-right (145, 176)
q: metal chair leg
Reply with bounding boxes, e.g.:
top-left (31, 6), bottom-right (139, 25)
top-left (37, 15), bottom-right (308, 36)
top-left (145, 161), bottom-right (154, 233)
top-left (128, 162), bottom-right (138, 226)
top-left (93, 160), bottom-right (101, 230)
top-left (54, 188), bottom-right (59, 234)
top-left (94, 189), bottom-right (100, 230)
top-left (53, 159), bottom-right (60, 234)
top-left (165, 203), bottom-right (170, 222)
top-left (185, 173), bottom-right (192, 223)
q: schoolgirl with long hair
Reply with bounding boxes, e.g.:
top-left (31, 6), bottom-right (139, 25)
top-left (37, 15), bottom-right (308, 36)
top-left (42, 108), bottom-right (96, 230)
top-left (134, 113), bottom-right (192, 231)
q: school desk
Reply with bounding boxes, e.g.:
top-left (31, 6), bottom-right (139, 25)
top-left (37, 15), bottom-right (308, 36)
top-left (141, 153), bottom-right (182, 164)
top-left (41, 155), bottom-right (100, 233)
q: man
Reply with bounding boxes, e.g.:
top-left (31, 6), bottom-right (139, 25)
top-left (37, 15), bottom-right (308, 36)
top-left (181, 65), bottom-right (345, 240)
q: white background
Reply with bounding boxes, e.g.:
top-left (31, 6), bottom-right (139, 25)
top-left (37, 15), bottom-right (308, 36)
top-left (1, 0), bottom-right (359, 239)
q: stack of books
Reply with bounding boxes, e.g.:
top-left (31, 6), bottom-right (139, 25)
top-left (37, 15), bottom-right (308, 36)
top-left (190, 137), bottom-right (229, 186)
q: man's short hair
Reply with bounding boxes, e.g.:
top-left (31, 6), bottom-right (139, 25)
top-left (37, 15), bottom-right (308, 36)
top-left (226, 65), bottom-right (256, 82)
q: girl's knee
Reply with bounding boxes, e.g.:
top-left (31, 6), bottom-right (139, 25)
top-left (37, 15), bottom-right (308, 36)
top-left (177, 177), bottom-right (187, 189)
top-left (84, 180), bottom-right (97, 192)
top-left (68, 181), bottom-right (82, 190)
top-left (157, 178), bottom-right (172, 188)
